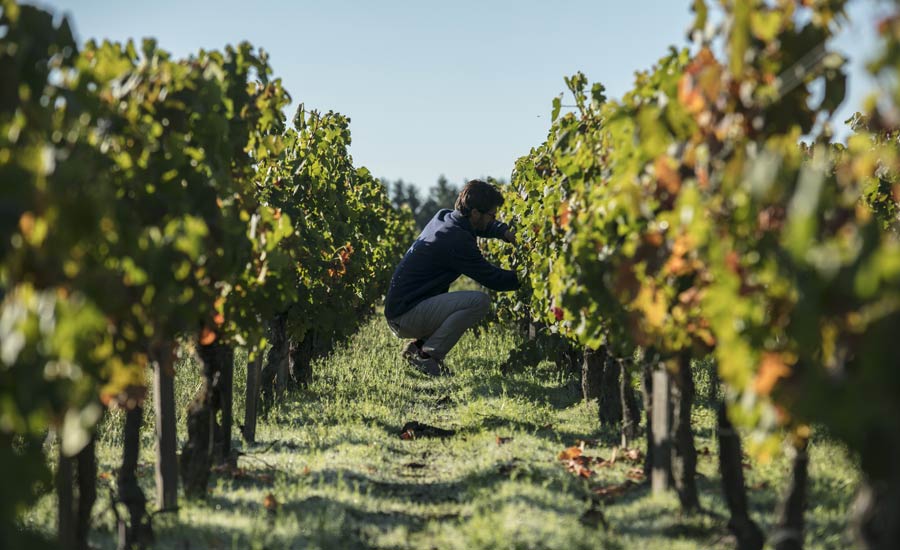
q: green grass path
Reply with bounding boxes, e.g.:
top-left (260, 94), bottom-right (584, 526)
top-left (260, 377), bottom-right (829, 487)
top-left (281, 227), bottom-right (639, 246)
top-left (22, 316), bottom-right (860, 549)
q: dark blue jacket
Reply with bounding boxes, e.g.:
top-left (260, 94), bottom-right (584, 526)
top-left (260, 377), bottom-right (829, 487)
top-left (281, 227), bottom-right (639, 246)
top-left (384, 209), bottom-right (520, 320)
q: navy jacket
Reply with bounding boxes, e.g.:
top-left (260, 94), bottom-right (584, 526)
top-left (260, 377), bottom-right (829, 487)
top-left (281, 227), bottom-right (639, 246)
top-left (384, 209), bottom-right (520, 320)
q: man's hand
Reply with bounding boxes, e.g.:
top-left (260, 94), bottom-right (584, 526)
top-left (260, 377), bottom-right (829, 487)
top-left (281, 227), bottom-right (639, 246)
top-left (503, 229), bottom-right (517, 245)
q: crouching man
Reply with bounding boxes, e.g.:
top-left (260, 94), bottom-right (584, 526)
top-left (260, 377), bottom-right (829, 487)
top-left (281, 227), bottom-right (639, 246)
top-left (384, 179), bottom-right (520, 376)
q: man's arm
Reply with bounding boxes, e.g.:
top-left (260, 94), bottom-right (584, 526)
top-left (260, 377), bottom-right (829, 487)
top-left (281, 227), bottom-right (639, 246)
top-left (451, 239), bottom-right (519, 291)
top-left (476, 219), bottom-right (516, 243)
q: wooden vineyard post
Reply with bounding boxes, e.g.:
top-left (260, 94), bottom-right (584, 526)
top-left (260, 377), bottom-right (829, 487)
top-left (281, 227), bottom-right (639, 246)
top-left (717, 402), bottom-right (763, 550)
top-left (57, 448), bottom-right (75, 550)
top-left (151, 342), bottom-right (178, 511)
top-left (243, 353), bottom-right (262, 444)
top-left (582, 347), bottom-right (604, 401)
top-left (213, 344), bottom-right (235, 464)
top-left (651, 368), bottom-right (671, 495)
top-left (670, 352), bottom-right (700, 511)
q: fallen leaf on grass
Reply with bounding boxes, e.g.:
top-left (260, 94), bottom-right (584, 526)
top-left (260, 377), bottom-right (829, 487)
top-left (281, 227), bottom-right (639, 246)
top-left (593, 480), bottom-right (636, 501)
top-left (625, 467), bottom-right (646, 481)
top-left (558, 446), bottom-right (583, 460)
top-left (565, 459), bottom-right (594, 478)
top-left (399, 421), bottom-right (456, 439)
top-left (263, 493), bottom-right (279, 512)
top-left (622, 448), bottom-right (644, 463)
top-left (98, 471), bottom-right (112, 481)
top-left (496, 436), bottom-right (513, 446)
top-left (562, 455), bottom-right (595, 478)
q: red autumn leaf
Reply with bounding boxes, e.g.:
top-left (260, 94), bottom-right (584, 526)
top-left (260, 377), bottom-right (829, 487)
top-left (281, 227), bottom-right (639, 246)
top-left (552, 307), bottom-right (564, 321)
top-left (199, 326), bottom-right (217, 346)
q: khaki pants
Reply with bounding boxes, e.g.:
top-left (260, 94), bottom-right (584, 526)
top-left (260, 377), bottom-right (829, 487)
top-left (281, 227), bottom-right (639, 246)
top-left (386, 291), bottom-right (490, 360)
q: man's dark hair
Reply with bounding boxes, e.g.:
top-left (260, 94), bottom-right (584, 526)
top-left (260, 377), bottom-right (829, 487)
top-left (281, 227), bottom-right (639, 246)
top-left (455, 179), bottom-right (504, 217)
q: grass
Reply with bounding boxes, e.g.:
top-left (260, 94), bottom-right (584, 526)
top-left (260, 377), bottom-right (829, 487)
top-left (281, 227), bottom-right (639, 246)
top-left (20, 313), bottom-right (861, 549)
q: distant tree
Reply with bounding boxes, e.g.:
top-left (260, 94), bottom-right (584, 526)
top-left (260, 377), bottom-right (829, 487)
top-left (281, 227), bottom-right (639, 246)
top-left (387, 179), bottom-right (421, 215)
top-left (429, 175), bottom-right (459, 211)
top-left (385, 175), bottom-right (506, 230)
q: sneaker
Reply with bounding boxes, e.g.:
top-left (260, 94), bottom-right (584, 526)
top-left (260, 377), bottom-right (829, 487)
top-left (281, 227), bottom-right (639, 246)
top-left (402, 339), bottom-right (423, 363)
top-left (408, 354), bottom-right (443, 377)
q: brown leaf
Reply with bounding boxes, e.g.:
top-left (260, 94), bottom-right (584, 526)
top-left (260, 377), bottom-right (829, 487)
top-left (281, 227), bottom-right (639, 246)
top-left (754, 352), bottom-right (791, 396)
top-left (625, 467), bottom-right (646, 481)
top-left (263, 493), bottom-right (279, 511)
top-left (496, 436), bottom-right (513, 446)
top-left (654, 155), bottom-right (682, 194)
top-left (558, 446), bottom-right (583, 461)
top-left (400, 430), bottom-right (414, 440)
top-left (622, 448), bottom-right (644, 463)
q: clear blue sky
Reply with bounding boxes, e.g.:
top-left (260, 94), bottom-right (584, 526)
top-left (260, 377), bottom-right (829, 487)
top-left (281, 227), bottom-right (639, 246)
top-left (37, 0), bottom-right (884, 192)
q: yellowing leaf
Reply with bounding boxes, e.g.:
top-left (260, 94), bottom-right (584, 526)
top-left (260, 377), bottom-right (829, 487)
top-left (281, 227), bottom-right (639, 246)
top-left (633, 285), bottom-right (667, 329)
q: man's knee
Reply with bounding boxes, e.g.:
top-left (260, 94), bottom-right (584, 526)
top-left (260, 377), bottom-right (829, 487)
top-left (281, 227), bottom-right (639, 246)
top-left (472, 292), bottom-right (491, 317)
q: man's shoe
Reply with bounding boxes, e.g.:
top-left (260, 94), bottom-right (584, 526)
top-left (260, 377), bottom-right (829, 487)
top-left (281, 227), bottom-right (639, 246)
top-left (402, 340), bottom-right (422, 363)
top-left (408, 354), bottom-right (443, 377)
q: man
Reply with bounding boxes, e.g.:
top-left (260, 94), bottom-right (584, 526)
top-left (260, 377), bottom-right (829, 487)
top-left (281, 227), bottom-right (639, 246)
top-left (384, 179), bottom-right (520, 376)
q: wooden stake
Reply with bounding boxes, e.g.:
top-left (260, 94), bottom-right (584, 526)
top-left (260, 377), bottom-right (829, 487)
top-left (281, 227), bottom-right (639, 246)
top-left (152, 342), bottom-right (178, 510)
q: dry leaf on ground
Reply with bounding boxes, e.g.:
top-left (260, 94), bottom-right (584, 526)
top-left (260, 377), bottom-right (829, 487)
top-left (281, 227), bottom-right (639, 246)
top-left (622, 448), bottom-right (643, 463)
top-left (263, 493), bottom-right (279, 512)
top-left (625, 467), bottom-right (646, 481)
top-left (558, 446), bottom-right (583, 461)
